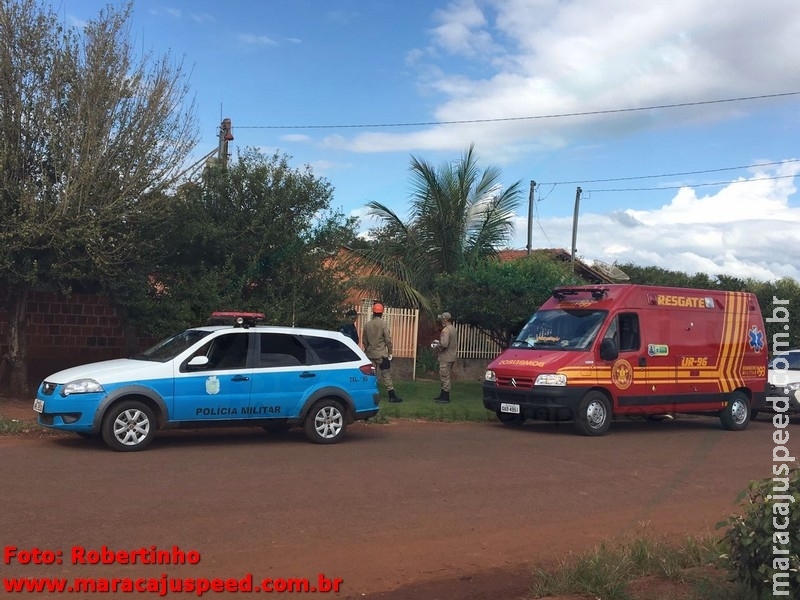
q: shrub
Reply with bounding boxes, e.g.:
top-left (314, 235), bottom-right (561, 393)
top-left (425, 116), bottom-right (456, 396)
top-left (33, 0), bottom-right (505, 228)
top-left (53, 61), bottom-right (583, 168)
top-left (718, 462), bottom-right (800, 597)
top-left (415, 345), bottom-right (438, 377)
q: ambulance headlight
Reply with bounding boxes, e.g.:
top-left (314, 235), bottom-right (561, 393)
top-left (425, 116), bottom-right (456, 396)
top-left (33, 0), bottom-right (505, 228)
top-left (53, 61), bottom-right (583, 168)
top-left (535, 373), bottom-right (567, 386)
top-left (62, 379), bottom-right (104, 396)
top-left (484, 370), bottom-right (496, 382)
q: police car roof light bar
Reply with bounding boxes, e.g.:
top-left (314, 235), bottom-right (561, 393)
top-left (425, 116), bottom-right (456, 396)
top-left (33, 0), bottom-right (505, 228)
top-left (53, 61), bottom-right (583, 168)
top-left (208, 311), bottom-right (265, 328)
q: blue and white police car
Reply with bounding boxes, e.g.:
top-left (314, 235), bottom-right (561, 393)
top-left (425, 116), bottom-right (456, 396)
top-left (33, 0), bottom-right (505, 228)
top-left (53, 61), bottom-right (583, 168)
top-left (33, 312), bottom-right (380, 451)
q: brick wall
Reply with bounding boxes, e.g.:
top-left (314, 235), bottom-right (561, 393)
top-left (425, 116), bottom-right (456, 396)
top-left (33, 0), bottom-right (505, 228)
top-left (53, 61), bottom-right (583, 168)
top-left (0, 290), bottom-right (153, 387)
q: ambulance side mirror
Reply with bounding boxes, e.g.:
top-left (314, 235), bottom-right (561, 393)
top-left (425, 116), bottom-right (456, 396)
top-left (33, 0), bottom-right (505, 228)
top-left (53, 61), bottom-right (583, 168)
top-left (599, 338), bottom-right (618, 361)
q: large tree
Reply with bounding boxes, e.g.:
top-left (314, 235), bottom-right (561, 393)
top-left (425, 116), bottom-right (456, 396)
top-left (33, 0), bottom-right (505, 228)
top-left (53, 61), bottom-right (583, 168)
top-left (0, 0), bottom-right (198, 391)
top-left (131, 148), bottom-right (360, 334)
top-left (353, 144), bottom-right (522, 314)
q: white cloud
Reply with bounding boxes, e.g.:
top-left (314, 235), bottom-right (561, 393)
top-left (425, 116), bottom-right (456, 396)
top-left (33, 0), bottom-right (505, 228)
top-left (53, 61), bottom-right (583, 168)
top-left (330, 0), bottom-right (800, 154)
top-left (513, 165), bottom-right (800, 281)
top-left (430, 0), bottom-right (494, 57)
top-left (191, 13), bottom-right (215, 24)
top-left (237, 33), bottom-right (278, 47)
top-left (148, 7), bottom-right (182, 19)
top-left (280, 134), bottom-right (312, 143)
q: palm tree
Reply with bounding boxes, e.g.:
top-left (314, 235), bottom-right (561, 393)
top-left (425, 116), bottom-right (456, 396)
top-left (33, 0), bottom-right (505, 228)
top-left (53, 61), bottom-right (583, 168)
top-left (352, 144), bottom-right (522, 314)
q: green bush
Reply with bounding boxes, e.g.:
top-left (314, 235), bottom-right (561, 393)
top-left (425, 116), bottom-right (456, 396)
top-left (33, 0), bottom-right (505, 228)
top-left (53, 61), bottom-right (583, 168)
top-left (415, 345), bottom-right (438, 377)
top-left (718, 461), bottom-right (800, 597)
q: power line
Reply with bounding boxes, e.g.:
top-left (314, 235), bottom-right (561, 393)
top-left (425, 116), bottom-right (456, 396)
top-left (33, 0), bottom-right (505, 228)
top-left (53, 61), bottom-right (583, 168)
top-left (539, 159), bottom-right (800, 186)
top-left (237, 91), bottom-right (800, 130)
top-left (586, 173), bottom-right (798, 193)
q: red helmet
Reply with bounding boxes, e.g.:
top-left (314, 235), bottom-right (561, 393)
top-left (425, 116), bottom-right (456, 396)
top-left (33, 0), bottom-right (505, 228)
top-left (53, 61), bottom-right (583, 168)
top-left (373, 303), bottom-right (384, 314)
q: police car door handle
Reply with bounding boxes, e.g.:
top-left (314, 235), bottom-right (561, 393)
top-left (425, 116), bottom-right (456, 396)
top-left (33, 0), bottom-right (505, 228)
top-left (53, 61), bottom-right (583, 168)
top-left (299, 372), bottom-right (316, 378)
top-left (231, 375), bottom-right (250, 382)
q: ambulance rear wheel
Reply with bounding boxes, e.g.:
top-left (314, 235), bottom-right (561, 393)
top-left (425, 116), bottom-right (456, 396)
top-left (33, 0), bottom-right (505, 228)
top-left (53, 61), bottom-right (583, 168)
top-left (720, 392), bottom-right (750, 431)
top-left (574, 392), bottom-right (611, 436)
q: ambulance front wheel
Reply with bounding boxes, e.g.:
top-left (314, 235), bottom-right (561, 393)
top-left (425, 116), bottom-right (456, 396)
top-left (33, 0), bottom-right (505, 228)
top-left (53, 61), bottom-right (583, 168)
top-left (720, 392), bottom-right (751, 431)
top-left (574, 392), bottom-right (611, 436)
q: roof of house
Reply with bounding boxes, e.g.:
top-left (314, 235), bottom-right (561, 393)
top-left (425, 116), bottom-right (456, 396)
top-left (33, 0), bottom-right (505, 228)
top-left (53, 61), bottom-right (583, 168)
top-left (496, 248), bottom-right (621, 284)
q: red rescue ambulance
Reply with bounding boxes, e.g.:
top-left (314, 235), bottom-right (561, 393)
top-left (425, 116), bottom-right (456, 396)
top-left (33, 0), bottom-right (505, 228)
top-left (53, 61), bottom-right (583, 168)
top-left (482, 284), bottom-right (768, 435)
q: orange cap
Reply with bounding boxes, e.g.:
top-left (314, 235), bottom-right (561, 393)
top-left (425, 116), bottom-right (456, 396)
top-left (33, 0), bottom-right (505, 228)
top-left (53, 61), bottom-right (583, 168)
top-left (373, 302), bottom-right (384, 314)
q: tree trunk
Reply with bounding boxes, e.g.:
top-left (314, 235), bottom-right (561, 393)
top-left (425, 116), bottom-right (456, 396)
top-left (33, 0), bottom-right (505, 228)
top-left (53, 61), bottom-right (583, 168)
top-left (2, 288), bottom-right (30, 394)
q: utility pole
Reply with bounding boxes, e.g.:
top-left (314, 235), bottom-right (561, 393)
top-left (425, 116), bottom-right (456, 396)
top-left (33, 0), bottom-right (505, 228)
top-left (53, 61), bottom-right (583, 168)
top-left (217, 118), bottom-right (234, 170)
top-left (526, 180), bottom-right (536, 256)
top-left (570, 186), bottom-right (582, 277)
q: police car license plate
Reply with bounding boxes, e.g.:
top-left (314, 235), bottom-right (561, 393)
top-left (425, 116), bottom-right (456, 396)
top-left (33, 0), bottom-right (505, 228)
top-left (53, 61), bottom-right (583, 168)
top-left (33, 399), bottom-right (44, 413)
top-left (500, 403), bottom-right (520, 414)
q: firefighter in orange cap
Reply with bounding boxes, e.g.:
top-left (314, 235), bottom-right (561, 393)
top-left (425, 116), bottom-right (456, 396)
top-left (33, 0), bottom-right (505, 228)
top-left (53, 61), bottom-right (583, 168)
top-left (362, 302), bottom-right (402, 402)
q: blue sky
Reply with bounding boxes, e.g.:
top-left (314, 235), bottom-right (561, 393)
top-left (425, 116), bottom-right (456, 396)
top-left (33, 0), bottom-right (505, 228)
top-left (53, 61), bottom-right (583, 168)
top-left (61, 0), bottom-right (800, 281)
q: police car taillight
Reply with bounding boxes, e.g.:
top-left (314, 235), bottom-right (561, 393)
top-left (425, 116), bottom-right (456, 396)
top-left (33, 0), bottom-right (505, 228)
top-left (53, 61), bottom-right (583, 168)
top-left (360, 364), bottom-right (376, 376)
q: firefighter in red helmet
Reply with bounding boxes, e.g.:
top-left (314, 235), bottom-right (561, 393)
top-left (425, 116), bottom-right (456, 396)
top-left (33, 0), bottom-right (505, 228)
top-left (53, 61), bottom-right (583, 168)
top-left (362, 302), bottom-right (402, 402)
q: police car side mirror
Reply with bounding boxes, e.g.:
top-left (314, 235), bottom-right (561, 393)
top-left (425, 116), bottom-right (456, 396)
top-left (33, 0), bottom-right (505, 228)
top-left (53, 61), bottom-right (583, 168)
top-left (599, 338), bottom-right (619, 361)
top-left (187, 355), bottom-right (210, 368)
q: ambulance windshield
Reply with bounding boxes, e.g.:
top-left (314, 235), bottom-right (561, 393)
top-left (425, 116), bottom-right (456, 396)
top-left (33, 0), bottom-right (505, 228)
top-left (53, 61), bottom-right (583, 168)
top-left (511, 309), bottom-right (607, 350)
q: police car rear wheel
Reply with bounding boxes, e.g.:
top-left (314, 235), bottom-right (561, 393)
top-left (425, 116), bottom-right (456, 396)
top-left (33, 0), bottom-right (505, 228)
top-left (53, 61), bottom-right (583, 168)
top-left (101, 401), bottom-right (156, 452)
top-left (720, 392), bottom-right (750, 431)
top-left (575, 392), bottom-right (611, 436)
top-left (304, 399), bottom-right (347, 444)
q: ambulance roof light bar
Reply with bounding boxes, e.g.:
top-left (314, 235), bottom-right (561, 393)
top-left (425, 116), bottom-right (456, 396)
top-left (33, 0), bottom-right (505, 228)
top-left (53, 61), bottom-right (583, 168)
top-left (552, 287), bottom-right (609, 301)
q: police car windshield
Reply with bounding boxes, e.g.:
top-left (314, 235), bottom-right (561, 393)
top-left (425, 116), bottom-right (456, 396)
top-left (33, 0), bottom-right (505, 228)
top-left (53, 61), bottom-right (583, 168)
top-left (512, 309), bottom-right (607, 350)
top-left (133, 329), bottom-right (212, 362)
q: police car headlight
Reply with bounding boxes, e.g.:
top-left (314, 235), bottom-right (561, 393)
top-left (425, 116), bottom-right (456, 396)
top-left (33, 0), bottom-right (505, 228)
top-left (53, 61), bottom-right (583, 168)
top-left (785, 382), bottom-right (800, 395)
top-left (484, 370), bottom-right (496, 382)
top-left (62, 379), bottom-right (104, 396)
top-left (535, 373), bottom-right (567, 386)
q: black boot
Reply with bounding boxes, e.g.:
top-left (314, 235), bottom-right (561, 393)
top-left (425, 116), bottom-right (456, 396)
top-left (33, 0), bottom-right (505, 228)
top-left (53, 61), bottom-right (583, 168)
top-left (388, 389), bottom-right (403, 403)
top-left (433, 388), bottom-right (444, 401)
top-left (435, 390), bottom-right (450, 404)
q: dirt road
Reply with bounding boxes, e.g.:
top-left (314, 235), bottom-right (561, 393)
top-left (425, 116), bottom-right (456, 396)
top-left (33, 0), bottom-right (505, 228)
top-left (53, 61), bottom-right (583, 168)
top-left (0, 410), bottom-right (783, 599)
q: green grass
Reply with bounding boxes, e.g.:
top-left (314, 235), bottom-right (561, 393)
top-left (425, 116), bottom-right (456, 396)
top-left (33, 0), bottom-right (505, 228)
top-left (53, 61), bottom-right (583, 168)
top-left (528, 534), bottom-right (752, 600)
top-left (0, 414), bottom-right (38, 435)
top-left (374, 379), bottom-right (497, 423)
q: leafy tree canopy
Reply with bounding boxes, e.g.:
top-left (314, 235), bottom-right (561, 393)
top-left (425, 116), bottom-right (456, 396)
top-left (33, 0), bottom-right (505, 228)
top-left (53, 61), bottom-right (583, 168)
top-left (120, 148), bottom-right (360, 337)
top-left (434, 254), bottom-right (572, 348)
top-left (0, 0), bottom-right (198, 390)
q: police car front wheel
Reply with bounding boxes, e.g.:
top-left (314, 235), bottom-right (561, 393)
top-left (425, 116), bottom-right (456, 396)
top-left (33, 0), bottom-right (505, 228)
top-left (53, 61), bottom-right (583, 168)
top-left (101, 400), bottom-right (157, 452)
top-left (304, 399), bottom-right (347, 444)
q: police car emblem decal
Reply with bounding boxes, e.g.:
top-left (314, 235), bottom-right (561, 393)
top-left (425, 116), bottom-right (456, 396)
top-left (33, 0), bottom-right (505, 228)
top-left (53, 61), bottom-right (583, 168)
top-left (611, 359), bottom-right (633, 389)
top-left (205, 375), bottom-right (221, 395)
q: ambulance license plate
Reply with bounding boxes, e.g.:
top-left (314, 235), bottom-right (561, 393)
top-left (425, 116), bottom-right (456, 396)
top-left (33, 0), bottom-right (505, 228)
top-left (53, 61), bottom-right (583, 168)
top-left (500, 403), bottom-right (520, 414)
top-left (33, 399), bottom-right (44, 413)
